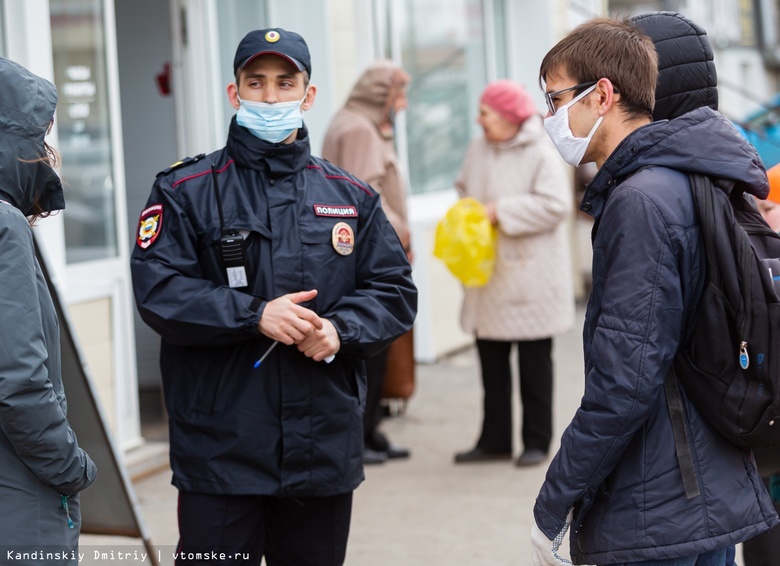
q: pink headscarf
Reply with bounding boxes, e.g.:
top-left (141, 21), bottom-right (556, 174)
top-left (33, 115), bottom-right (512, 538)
top-left (480, 80), bottom-right (536, 125)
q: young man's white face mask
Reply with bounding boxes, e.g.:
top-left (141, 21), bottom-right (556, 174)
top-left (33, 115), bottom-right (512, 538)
top-left (543, 84), bottom-right (603, 167)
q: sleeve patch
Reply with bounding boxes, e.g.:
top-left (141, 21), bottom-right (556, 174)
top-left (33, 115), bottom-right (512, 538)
top-left (136, 204), bottom-right (163, 249)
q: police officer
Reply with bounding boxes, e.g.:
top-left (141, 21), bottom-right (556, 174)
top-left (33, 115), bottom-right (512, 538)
top-left (130, 28), bottom-right (417, 566)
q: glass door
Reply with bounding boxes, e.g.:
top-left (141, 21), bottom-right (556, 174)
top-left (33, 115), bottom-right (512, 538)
top-left (50, 0), bottom-right (117, 264)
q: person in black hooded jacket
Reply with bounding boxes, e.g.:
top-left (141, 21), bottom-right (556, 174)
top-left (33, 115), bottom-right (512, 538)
top-left (632, 11), bottom-right (780, 566)
top-left (531, 16), bottom-right (778, 565)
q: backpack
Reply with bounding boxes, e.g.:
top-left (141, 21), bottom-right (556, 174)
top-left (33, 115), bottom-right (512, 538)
top-left (666, 173), bottom-right (780, 499)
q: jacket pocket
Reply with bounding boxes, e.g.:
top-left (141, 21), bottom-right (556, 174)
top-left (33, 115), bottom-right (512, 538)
top-left (298, 218), bottom-right (357, 301)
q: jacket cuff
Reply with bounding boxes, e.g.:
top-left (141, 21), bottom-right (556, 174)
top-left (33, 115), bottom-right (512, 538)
top-left (533, 499), bottom-right (566, 540)
top-left (329, 314), bottom-right (352, 344)
top-left (243, 298), bottom-right (266, 335)
top-left (250, 298), bottom-right (266, 316)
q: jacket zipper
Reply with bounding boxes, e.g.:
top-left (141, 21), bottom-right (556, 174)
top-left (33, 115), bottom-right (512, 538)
top-left (61, 495), bottom-right (74, 528)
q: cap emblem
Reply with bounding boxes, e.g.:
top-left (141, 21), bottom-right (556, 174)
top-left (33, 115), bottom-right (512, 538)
top-left (265, 31), bottom-right (280, 43)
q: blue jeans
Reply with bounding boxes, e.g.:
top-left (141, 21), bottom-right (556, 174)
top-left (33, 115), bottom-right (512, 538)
top-left (610, 545), bottom-right (735, 566)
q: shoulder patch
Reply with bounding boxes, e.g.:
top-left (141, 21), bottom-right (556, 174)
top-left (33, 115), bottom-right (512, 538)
top-left (156, 153), bottom-right (206, 177)
top-left (136, 204), bottom-right (163, 249)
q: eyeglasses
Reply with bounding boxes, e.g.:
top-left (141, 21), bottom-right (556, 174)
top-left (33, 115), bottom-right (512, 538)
top-left (544, 81), bottom-right (597, 115)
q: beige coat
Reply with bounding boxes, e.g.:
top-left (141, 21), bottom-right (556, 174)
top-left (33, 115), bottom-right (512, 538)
top-left (322, 61), bottom-right (409, 243)
top-left (455, 114), bottom-right (575, 340)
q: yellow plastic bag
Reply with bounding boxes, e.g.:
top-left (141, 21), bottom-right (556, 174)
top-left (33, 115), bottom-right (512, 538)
top-left (433, 197), bottom-right (496, 287)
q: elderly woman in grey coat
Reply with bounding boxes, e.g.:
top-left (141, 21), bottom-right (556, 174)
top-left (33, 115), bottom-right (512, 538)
top-left (0, 57), bottom-right (96, 562)
top-left (453, 80), bottom-right (574, 467)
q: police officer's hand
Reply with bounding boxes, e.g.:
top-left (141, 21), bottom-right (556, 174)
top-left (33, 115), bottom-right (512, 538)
top-left (297, 318), bottom-right (341, 362)
top-left (258, 290), bottom-right (323, 345)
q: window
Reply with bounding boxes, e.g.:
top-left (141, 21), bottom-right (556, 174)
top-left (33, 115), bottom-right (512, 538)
top-left (50, 0), bottom-right (117, 263)
top-left (0, 2), bottom-right (5, 56)
top-left (216, 0), bottom-right (268, 140)
top-left (385, 0), bottom-right (504, 194)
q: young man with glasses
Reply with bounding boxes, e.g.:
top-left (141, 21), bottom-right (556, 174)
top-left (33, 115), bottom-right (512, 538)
top-left (530, 16), bottom-right (778, 566)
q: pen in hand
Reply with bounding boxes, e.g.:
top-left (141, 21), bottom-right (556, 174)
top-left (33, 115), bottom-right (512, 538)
top-left (253, 340), bottom-right (279, 368)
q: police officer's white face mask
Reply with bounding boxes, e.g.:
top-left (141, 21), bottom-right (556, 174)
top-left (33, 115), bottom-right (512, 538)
top-left (543, 84), bottom-right (603, 167)
top-left (236, 89), bottom-right (309, 144)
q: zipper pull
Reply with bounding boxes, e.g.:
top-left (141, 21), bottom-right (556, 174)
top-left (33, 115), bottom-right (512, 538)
top-left (739, 341), bottom-right (750, 370)
top-left (61, 495), bottom-right (74, 529)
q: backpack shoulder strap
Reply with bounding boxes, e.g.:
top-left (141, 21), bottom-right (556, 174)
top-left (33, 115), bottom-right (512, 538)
top-left (689, 173), bottom-right (752, 364)
top-left (664, 366), bottom-right (701, 499)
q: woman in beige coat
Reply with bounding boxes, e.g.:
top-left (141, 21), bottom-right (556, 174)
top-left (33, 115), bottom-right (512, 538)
top-left (322, 60), bottom-right (413, 465)
top-left (453, 80), bottom-right (574, 467)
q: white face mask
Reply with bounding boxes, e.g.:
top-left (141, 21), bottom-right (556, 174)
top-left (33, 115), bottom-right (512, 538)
top-left (543, 84), bottom-right (603, 166)
top-left (236, 89), bottom-right (308, 144)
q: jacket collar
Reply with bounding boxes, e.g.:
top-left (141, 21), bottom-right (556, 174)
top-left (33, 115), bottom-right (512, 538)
top-left (226, 116), bottom-right (311, 177)
top-left (578, 122), bottom-right (658, 220)
top-left (579, 107), bottom-right (769, 221)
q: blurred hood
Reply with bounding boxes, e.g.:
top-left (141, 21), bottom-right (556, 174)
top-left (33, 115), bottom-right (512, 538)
top-left (345, 60), bottom-right (409, 128)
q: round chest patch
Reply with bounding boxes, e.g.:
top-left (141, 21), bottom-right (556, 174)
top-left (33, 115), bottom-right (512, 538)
top-left (332, 222), bottom-right (354, 256)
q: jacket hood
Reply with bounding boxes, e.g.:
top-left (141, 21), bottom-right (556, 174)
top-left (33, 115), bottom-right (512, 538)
top-left (586, 107), bottom-right (768, 211)
top-left (631, 12), bottom-right (718, 121)
top-left (0, 57), bottom-right (64, 215)
top-left (345, 60), bottom-right (409, 128)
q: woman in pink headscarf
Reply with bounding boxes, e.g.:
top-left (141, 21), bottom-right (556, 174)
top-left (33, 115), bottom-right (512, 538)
top-left (453, 80), bottom-right (575, 467)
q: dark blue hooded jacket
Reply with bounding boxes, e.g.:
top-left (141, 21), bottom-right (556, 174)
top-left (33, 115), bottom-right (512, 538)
top-left (534, 107), bottom-right (779, 564)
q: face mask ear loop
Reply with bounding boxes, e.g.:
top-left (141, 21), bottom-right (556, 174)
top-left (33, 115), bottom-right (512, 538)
top-left (586, 115), bottom-right (604, 139)
top-left (299, 87), bottom-right (310, 112)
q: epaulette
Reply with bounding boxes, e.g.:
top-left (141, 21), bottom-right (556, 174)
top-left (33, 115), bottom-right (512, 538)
top-left (156, 153), bottom-right (206, 177)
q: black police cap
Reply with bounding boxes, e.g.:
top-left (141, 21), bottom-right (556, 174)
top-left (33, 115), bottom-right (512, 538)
top-left (233, 28), bottom-right (312, 77)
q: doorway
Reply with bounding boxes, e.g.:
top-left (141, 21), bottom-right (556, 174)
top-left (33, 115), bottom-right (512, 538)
top-left (115, 0), bottom-right (177, 431)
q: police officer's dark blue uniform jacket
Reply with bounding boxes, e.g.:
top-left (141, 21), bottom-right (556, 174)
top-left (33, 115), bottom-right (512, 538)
top-left (130, 117), bottom-right (417, 496)
top-left (533, 107), bottom-right (779, 564)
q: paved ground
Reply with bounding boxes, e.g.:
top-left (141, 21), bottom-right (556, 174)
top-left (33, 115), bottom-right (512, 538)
top-left (80, 304), bottom-right (747, 565)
